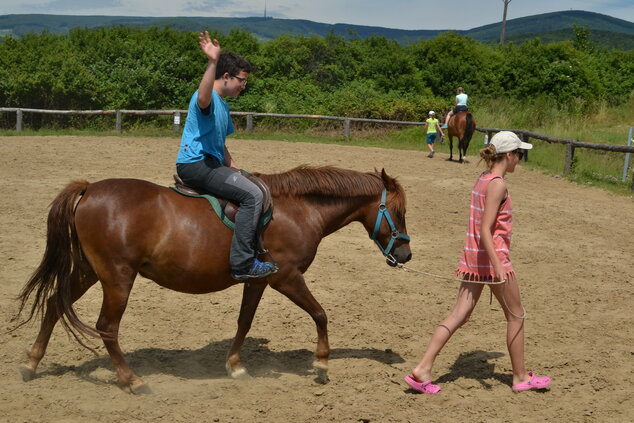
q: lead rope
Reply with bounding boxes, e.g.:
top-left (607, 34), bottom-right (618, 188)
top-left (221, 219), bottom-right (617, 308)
top-left (394, 263), bottom-right (527, 319)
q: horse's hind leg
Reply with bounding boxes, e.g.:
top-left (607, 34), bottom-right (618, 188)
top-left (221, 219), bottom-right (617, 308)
top-left (95, 268), bottom-right (147, 393)
top-left (21, 271), bottom-right (98, 381)
top-left (226, 282), bottom-right (267, 379)
top-left (272, 275), bottom-right (330, 384)
top-left (447, 136), bottom-right (454, 161)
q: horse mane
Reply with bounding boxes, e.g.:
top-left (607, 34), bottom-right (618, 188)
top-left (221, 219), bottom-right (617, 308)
top-left (257, 165), bottom-right (381, 196)
top-left (256, 166), bottom-right (405, 213)
top-left (255, 165), bottom-right (405, 216)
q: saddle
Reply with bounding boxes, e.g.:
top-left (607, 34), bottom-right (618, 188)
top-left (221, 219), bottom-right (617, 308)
top-left (170, 171), bottom-right (274, 255)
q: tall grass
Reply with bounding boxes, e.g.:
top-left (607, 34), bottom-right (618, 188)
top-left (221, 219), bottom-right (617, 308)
top-left (474, 96), bottom-right (634, 194)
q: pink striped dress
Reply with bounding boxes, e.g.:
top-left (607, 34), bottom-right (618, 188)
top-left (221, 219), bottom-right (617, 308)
top-left (456, 171), bottom-right (515, 281)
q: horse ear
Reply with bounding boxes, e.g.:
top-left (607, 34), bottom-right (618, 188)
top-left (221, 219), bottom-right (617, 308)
top-left (380, 168), bottom-right (397, 191)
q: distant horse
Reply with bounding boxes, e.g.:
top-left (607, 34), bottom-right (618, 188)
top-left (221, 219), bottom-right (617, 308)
top-left (447, 111), bottom-right (476, 163)
top-left (15, 166), bottom-right (411, 393)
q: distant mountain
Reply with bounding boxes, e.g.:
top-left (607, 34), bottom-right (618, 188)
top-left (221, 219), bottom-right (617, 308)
top-left (465, 10), bottom-right (634, 40)
top-left (1, 10), bottom-right (633, 49)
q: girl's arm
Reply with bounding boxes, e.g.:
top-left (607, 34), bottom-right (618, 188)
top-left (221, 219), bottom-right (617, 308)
top-left (435, 122), bottom-right (445, 137)
top-left (480, 178), bottom-right (507, 281)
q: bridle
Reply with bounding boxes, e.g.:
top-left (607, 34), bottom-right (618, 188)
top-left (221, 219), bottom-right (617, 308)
top-left (369, 189), bottom-right (410, 266)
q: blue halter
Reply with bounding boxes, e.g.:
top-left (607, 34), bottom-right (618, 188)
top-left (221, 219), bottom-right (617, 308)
top-left (370, 189), bottom-right (410, 265)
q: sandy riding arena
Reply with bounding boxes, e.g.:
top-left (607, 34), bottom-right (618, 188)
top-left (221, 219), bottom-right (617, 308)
top-left (1, 135), bottom-right (633, 422)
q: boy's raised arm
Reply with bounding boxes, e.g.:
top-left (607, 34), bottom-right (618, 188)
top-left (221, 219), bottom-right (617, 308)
top-left (196, 31), bottom-right (221, 110)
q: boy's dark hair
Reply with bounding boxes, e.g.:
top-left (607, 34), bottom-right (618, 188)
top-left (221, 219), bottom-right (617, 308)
top-left (215, 52), bottom-right (252, 79)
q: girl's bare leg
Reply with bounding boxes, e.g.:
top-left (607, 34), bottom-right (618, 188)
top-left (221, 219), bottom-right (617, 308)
top-left (412, 282), bottom-right (484, 381)
top-left (491, 274), bottom-right (528, 386)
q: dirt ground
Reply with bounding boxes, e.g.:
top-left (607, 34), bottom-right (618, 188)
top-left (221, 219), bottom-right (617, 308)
top-left (1, 135), bottom-right (633, 423)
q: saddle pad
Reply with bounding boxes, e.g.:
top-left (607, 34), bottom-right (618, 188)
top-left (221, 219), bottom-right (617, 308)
top-left (170, 186), bottom-right (273, 230)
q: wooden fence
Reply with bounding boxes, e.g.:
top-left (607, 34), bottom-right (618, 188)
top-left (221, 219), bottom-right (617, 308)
top-left (2, 107), bottom-right (633, 189)
top-left (0, 107), bottom-right (422, 137)
top-left (477, 127), bottom-right (634, 190)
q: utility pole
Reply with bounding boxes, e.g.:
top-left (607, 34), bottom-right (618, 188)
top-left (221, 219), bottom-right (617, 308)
top-left (500, 0), bottom-right (512, 44)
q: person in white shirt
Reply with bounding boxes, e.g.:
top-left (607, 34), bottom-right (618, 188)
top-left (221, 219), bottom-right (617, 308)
top-left (443, 87), bottom-right (468, 127)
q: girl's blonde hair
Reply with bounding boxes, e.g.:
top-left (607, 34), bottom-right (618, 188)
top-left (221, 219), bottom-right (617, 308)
top-left (479, 144), bottom-right (506, 169)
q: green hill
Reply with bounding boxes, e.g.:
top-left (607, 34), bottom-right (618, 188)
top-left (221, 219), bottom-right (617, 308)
top-left (498, 28), bottom-right (634, 50)
top-left (465, 10), bottom-right (634, 40)
top-left (1, 10), bottom-right (633, 49)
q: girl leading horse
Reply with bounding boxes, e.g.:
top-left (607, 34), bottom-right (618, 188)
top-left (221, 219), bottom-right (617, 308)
top-left (14, 165), bottom-right (411, 393)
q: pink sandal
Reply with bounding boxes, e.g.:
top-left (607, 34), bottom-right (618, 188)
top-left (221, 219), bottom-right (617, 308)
top-left (404, 375), bottom-right (441, 394)
top-left (512, 372), bottom-right (552, 392)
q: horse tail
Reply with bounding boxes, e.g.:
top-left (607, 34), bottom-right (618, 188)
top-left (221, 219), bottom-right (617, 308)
top-left (464, 113), bottom-right (475, 143)
top-left (14, 180), bottom-right (100, 341)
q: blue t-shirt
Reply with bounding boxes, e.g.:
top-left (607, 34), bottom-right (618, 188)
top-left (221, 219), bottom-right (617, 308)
top-left (176, 90), bottom-right (235, 164)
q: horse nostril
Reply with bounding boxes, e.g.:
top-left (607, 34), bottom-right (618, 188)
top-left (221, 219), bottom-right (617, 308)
top-left (405, 253), bottom-right (412, 262)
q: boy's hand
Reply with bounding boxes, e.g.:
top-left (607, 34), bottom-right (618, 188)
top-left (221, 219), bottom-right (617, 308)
top-left (199, 31), bottom-right (220, 63)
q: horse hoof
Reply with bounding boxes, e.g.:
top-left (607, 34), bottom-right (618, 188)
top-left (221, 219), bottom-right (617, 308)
top-left (127, 379), bottom-right (152, 395)
top-left (19, 364), bottom-right (35, 382)
top-left (226, 362), bottom-right (252, 380)
top-left (313, 361), bottom-right (330, 384)
top-left (231, 368), bottom-right (252, 380)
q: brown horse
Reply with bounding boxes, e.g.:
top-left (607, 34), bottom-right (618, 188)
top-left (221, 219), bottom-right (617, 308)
top-left (447, 111), bottom-right (476, 163)
top-left (15, 165), bottom-right (411, 393)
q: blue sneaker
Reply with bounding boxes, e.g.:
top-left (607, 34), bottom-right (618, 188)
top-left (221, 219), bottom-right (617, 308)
top-left (231, 259), bottom-right (277, 280)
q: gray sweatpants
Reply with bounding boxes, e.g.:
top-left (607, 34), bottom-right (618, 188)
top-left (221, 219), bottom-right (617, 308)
top-left (176, 156), bottom-right (263, 272)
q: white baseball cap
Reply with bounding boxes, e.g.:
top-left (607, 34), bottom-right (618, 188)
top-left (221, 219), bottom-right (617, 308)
top-left (490, 131), bottom-right (533, 153)
top-left (429, 110), bottom-right (435, 115)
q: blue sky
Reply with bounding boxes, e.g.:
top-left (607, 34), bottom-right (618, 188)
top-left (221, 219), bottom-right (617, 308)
top-left (2, 0), bottom-right (633, 30)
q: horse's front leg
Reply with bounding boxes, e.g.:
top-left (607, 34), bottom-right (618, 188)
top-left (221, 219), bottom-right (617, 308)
top-left (226, 282), bottom-right (267, 379)
top-left (271, 274), bottom-right (330, 383)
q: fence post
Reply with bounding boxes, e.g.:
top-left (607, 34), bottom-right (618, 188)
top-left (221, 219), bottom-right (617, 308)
top-left (246, 114), bottom-right (254, 132)
top-left (485, 131), bottom-right (492, 145)
top-left (521, 133), bottom-right (529, 162)
top-left (115, 110), bottom-right (122, 133)
top-left (343, 119), bottom-right (351, 138)
top-left (563, 143), bottom-right (575, 175)
top-left (16, 109), bottom-right (23, 132)
top-left (622, 127), bottom-right (633, 182)
top-left (172, 112), bottom-right (181, 132)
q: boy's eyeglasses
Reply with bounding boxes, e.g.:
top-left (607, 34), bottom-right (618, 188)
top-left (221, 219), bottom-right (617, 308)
top-left (231, 75), bottom-right (248, 87)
